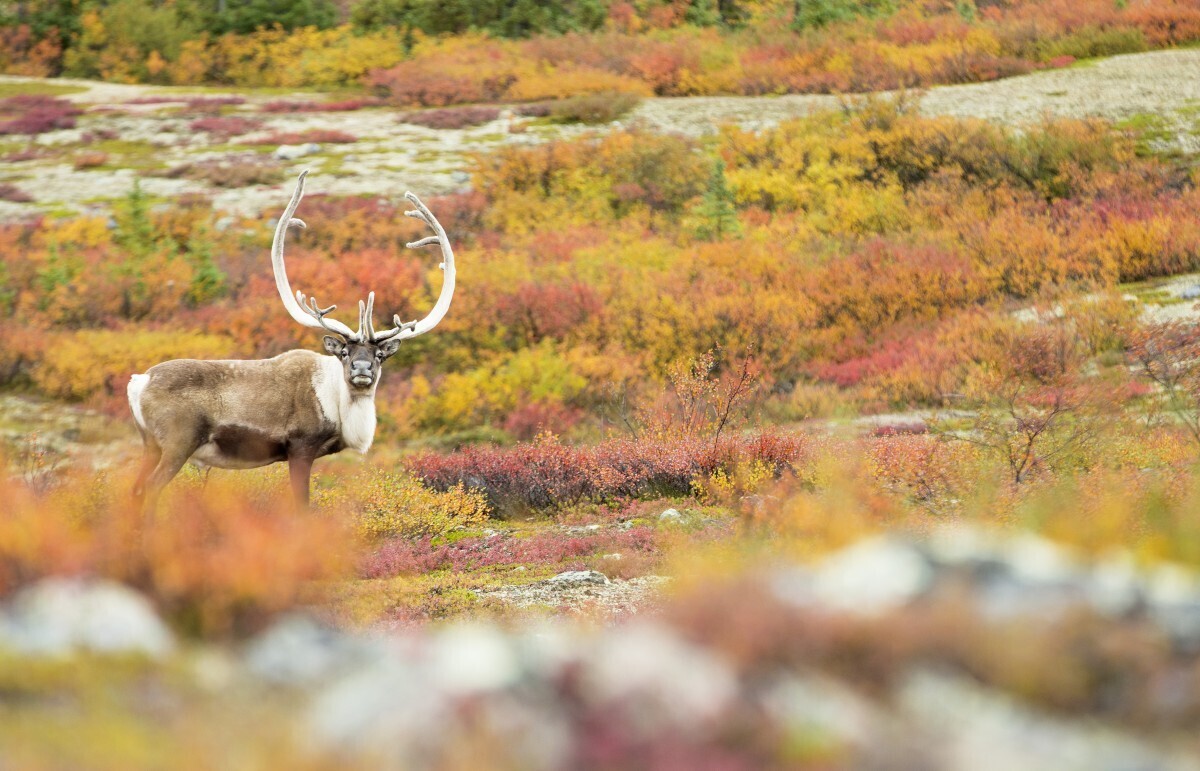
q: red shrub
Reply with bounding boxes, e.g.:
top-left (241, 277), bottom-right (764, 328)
top-left (366, 65), bottom-right (489, 107)
top-left (494, 281), bottom-right (604, 344)
top-left (183, 96), bottom-right (246, 114)
top-left (409, 432), bottom-right (814, 514)
top-left (398, 106), bottom-right (501, 129)
top-left (0, 183), bottom-right (33, 203)
top-left (0, 95), bottom-right (81, 135)
top-left (261, 98), bottom-right (380, 112)
top-left (189, 116), bottom-right (263, 137)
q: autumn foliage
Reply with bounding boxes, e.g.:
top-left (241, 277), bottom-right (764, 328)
top-left (1, 98), bottom-right (1195, 442)
top-left (5, 0), bottom-right (1200, 97)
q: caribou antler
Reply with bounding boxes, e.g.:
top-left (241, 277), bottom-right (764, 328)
top-left (371, 192), bottom-right (457, 343)
top-left (271, 170), bottom-right (359, 340)
top-left (271, 173), bottom-right (456, 344)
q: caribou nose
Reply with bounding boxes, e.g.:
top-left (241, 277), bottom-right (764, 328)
top-left (350, 360), bottom-right (374, 385)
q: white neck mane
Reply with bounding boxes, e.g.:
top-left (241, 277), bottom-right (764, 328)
top-left (313, 356), bottom-right (377, 454)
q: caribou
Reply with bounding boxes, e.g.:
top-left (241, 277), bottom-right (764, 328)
top-left (127, 171), bottom-right (456, 511)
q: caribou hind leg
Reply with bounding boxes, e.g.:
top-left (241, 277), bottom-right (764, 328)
top-left (132, 436), bottom-right (162, 509)
top-left (140, 435), bottom-right (202, 516)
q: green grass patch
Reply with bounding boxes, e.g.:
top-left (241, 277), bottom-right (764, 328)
top-left (1116, 111), bottom-right (1179, 156)
top-left (0, 81), bottom-right (88, 98)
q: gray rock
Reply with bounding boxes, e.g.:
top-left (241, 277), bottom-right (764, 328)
top-left (0, 579), bottom-right (173, 658)
top-left (546, 570), bottom-right (609, 587)
top-left (658, 508), bottom-right (685, 523)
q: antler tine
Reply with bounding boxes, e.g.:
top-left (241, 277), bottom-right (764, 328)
top-left (298, 292), bottom-right (356, 339)
top-left (372, 192), bottom-right (457, 343)
top-left (363, 292), bottom-right (376, 342)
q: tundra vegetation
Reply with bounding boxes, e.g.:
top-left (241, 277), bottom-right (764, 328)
top-left (4, 1), bottom-right (1200, 766)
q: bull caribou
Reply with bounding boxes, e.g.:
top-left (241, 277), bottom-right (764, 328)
top-left (127, 171), bottom-right (456, 510)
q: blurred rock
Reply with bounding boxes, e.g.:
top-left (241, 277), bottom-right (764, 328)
top-left (274, 143), bottom-right (320, 160)
top-left (245, 614), bottom-right (385, 686)
top-left (899, 670), bottom-right (1192, 771)
top-left (430, 623), bottom-right (522, 694)
top-left (0, 579), bottom-right (173, 658)
top-left (585, 622), bottom-right (737, 731)
top-left (812, 536), bottom-right (934, 615)
top-left (1085, 552), bottom-right (1145, 618)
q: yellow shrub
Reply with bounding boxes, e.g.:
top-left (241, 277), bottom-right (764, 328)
top-left (508, 66), bottom-right (651, 101)
top-left (326, 469), bottom-right (489, 540)
top-left (32, 330), bottom-right (237, 401)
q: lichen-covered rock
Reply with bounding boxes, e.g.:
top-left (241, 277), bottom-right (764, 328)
top-left (546, 570), bottom-right (609, 587)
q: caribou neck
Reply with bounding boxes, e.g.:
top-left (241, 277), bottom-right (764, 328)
top-left (313, 355), bottom-right (378, 454)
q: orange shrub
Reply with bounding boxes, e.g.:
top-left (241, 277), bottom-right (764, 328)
top-left (0, 470), bottom-right (354, 637)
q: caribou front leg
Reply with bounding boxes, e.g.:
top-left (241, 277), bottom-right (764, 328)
top-left (288, 454), bottom-right (315, 509)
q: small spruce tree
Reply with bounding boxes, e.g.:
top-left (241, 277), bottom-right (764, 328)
top-left (689, 159), bottom-right (741, 241)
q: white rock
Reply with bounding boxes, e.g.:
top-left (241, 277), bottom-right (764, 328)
top-left (585, 622), bottom-right (737, 730)
top-left (812, 537), bottom-right (933, 615)
top-left (274, 142), bottom-right (320, 160)
top-left (0, 579), bottom-right (173, 658)
top-left (1002, 534), bottom-right (1080, 586)
top-left (245, 614), bottom-right (383, 686)
top-left (1085, 551), bottom-right (1143, 618)
top-left (899, 670), bottom-right (1181, 771)
top-left (431, 624), bottom-right (522, 695)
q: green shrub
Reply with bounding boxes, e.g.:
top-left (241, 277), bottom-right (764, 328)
top-left (550, 91), bottom-right (642, 125)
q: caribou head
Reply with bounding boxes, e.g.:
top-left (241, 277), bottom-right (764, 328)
top-left (271, 169), bottom-right (456, 390)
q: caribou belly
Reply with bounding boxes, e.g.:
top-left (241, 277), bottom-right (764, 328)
top-left (192, 425), bottom-right (288, 470)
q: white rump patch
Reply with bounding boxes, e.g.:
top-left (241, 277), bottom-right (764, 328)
top-left (313, 356), bottom-right (377, 454)
top-left (127, 373), bottom-right (150, 430)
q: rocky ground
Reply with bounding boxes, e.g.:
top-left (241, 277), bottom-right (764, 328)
top-left (2, 48), bottom-right (1199, 222)
top-left (6, 527), bottom-right (1200, 769)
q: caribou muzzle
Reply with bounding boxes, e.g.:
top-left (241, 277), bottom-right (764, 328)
top-left (350, 360), bottom-right (374, 387)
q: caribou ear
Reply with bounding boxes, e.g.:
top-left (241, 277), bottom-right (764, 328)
top-left (323, 336), bottom-right (346, 357)
top-left (378, 339), bottom-right (402, 359)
